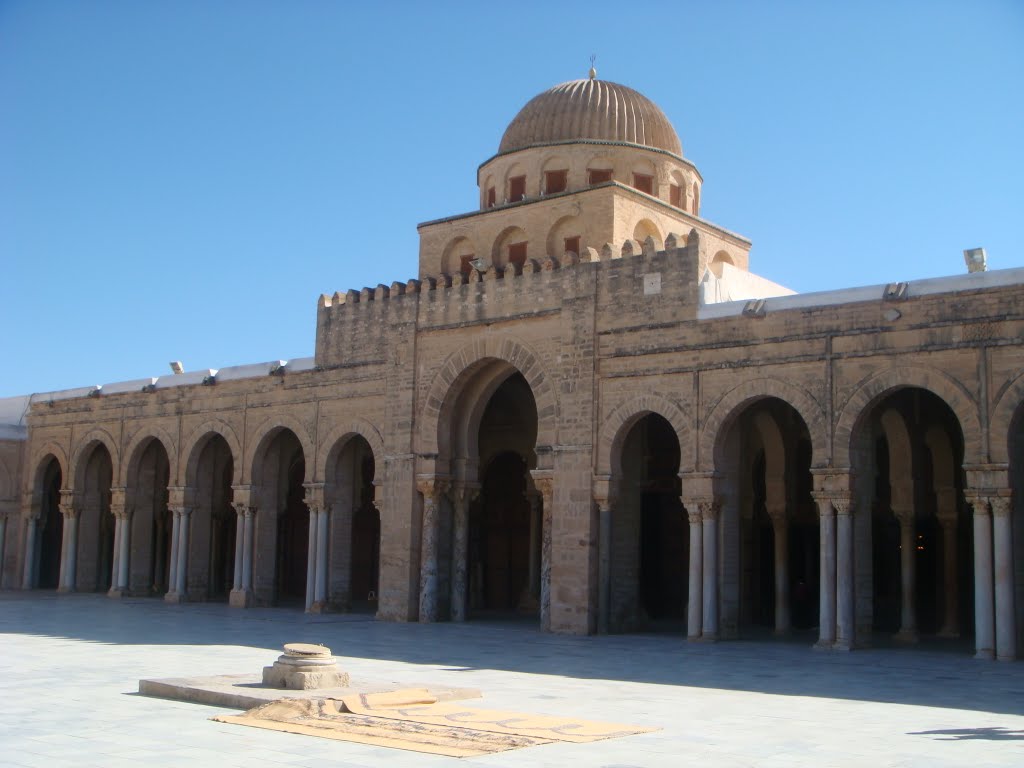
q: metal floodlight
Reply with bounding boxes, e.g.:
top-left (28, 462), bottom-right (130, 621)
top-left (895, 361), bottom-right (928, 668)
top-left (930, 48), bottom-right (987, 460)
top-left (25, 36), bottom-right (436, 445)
top-left (169, 361), bottom-right (184, 375)
top-left (470, 258), bottom-right (487, 272)
top-left (963, 248), bottom-right (987, 274)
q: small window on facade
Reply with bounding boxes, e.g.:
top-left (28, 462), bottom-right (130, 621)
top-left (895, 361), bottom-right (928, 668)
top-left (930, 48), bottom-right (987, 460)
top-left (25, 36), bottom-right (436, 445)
top-left (588, 168), bottom-right (613, 185)
top-left (544, 170), bottom-right (568, 194)
top-left (486, 187), bottom-right (496, 208)
top-left (670, 184), bottom-right (681, 208)
top-left (509, 176), bottom-right (526, 202)
top-left (508, 241), bottom-right (528, 270)
top-left (563, 236), bottom-right (581, 256)
top-left (633, 173), bottom-right (654, 195)
top-left (460, 254), bottom-right (476, 276)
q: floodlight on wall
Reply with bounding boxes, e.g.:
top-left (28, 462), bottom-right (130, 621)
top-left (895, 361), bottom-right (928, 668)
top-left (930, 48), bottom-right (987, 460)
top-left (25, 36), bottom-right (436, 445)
top-left (169, 361), bottom-right (184, 374)
top-left (963, 248), bottom-right (987, 274)
top-left (470, 258), bottom-right (488, 272)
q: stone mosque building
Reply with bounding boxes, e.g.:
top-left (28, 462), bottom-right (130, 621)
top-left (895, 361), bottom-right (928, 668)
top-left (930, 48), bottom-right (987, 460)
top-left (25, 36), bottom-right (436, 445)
top-left (1, 71), bottom-right (1022, 662)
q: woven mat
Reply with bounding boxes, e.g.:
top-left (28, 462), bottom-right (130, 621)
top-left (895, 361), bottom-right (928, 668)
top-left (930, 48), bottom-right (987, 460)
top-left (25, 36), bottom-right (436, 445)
top-left (212, 688), bottom-right (656, 757)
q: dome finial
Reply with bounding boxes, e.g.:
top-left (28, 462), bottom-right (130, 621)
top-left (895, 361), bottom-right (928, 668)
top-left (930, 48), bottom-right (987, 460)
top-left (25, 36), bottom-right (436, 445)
top-left (588, 54), bottom-right (597, 80)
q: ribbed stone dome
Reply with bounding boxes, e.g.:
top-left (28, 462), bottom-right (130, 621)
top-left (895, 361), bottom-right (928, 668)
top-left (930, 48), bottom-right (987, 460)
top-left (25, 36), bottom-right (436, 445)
top-left (499, 78), bottom-right (682, 157)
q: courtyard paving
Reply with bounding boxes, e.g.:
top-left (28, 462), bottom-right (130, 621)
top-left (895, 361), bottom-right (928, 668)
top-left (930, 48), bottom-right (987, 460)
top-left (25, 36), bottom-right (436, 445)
top-left (1, 592), bottom-right (1022, 767)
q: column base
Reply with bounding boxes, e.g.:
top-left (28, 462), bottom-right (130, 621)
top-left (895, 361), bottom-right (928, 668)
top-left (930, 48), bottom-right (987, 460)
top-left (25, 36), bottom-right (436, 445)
top-left (894, 628), bottom-right (919, 644)
top-left (695, 633), bottom-right (718, 643)
top-left (997, 652), bottom-right (1017, 662)
top-left (832, 640), bottom-right (853, 652)
top-left (57, 586), bottom-right (76, 594)
top-left (107, 588), bottom-right (126, 599)
top-left (773, 626), bottom-right (791, 637)
top-left (813, 639), bottom-right (835, 651)
top-left (229, 589), bottom-right (253, 608)
top-left (974, 648), bottom-right (995, 661)
top-left (937, 627), bottom-right (960, 639)
top-left (308, 601), bottom-right (329, 614)
top-left (164, 592), bottom-right (186, 604)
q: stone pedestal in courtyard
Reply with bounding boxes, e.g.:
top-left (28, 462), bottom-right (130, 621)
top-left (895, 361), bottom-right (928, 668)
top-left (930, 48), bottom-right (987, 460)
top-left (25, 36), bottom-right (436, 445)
top-left (262, 643), bottom-right (349, 690)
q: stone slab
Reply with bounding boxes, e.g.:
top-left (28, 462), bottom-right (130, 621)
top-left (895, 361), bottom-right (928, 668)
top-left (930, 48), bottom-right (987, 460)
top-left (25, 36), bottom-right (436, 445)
top-left (139, 673), bottom-right (481, 711)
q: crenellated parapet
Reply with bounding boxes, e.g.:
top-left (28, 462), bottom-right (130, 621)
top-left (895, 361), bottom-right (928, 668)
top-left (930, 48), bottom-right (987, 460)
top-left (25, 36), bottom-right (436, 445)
top-left (315, 231), bottom-right (704, 368)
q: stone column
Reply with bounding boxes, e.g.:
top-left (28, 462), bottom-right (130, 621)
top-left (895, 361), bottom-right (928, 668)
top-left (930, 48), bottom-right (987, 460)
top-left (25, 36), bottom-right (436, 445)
top-left (967, 494), bottom-right (995, 660)
top-left (767, 504), bottom-right (790, 635)
top-left (242, 507), bottom-right (255, 592)
top-left (108, 490), bottom-right (129, 598)
top-left (893, 506), bottom-right (918, 642)
top-left (533, 475), bottom-right (554, 632)
top-left (449, 483), bottom-right (476, 622)
top-left (526, 490), bottom-right (541, 600)
top-left (591, 493), bottom-right (611, 634)
top-left (417, 477), bottom-right (448, 622)
top-left (116, 509), bottom-right (132, 594)
top-left (834, 497), bottom-right (855, 651)
top-left (936, 488), bottom-right (960, 638)
top-left (166, 508), bottom-right (180, 601)
top-left (991, 496), bottom-right (1016, 661)
top-left (315, 507), bottom-right (329, 608)
top-left (814, 494), bottom-right (836, 648)
top-left (173, 507), bottom-right (191, 599)
top-left (229, 485), bottom-right (255, 608)
top-left (22, 514), bottom-right (38, 589)
top-left (304, 504), bottom-right (319, 612)
top-left (699, 500), bottom-right (719, 641)
top-left (59, 494), bottom-right (79, 593)
top-left (686, 506), bottom-right (703, 641)
top-left (232, 504), bottom-right (245, 592)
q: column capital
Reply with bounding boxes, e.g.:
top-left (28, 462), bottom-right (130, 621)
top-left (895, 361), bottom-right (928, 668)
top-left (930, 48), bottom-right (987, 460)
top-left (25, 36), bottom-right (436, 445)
top-left (448, 481), bottom-right (480, 506)
top-left (416, 476), bottom-right (449, 500)
top-left (530, 470), bottom-right (554, 502)
top-left (686, 508), bottom-right (703, 525)
top-left (303, 482), bottom-right (326, 512)
top-left (964, 492), bottom-right (990, 515)
top-left (592, 475), bottom-right (618, 511)
top-left (989, 495), bottom-right (1012, 518)
top-left (232, 501), bottom-right (252, 518)
top-left (231, 484), bottom-right (255, 508)
top-left (811, 492), bottom-right (836, 518)
top-left (167, 486), bottom-right (194, 509)
top-left (766, 503), bottom-right (788, 523)
top-left (697, 500), bottom-right (720, 521)
top-left (170, 505), bottom-right (192, 518)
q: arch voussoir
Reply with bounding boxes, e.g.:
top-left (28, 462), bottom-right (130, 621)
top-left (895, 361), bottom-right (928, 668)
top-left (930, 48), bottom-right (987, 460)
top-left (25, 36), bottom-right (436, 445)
top-left (833, 365), bottom-right (982, 467)
top-left (699, 378), bottom-right (827, 471)
top-left (597, 393), bottom-right (692, 477)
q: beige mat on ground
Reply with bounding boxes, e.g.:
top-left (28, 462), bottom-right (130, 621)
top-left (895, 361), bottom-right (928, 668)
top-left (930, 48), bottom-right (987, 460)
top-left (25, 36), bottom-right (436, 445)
top-left (212, 688), bottom-right (657, 757)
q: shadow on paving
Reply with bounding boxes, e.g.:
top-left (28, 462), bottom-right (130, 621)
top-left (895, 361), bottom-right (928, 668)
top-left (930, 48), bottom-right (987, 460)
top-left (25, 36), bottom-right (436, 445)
top-left (4, 591), bottom-right (1024, 716)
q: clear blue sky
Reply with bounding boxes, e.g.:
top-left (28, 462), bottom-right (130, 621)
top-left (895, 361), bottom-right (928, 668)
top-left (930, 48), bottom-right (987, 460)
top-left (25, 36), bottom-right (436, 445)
top-left (2, 0), bottom-right (1022, 397)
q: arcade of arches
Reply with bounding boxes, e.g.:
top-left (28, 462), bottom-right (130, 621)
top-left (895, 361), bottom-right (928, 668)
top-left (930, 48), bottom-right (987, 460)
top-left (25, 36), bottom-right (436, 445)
top-left (9, 375), bottom-right (1023, 663)
top-left (19, 429), bottom-right (382, 619)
